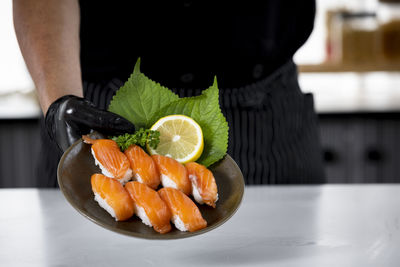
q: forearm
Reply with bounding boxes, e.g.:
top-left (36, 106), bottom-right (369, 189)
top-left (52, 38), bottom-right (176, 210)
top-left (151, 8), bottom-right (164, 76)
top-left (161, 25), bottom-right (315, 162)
top-left (13, 0), bottom-right (82, 114)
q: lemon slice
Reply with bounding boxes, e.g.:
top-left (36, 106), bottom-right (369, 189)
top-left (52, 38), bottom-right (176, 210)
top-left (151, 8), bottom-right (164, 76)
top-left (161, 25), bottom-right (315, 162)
top-left (148, 115), bottom-right (204, 163)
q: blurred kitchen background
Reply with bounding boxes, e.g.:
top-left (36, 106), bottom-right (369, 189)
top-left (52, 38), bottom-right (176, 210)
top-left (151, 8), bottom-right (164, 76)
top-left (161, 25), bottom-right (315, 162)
top-left (1, 0), bottom-right (400, 187)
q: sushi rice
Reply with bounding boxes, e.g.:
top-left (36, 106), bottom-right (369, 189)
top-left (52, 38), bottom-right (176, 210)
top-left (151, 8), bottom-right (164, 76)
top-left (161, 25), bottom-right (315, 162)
top-left (160, 174), bottom-right (178, 190)
top-left (189, 174), bottom-right (219, 206)
top-left (171, 215), bottom-right (188, 232)
top-left (189, 174), bottom-right (204, 205)
top-left (93, 192), bottom-right (117, 220)
top-left (91, 148), bottom-right (132, 184)
top-left (134, 204), bottom-right (152, 228)
top-left (132, 173), bottom-right (144, 184)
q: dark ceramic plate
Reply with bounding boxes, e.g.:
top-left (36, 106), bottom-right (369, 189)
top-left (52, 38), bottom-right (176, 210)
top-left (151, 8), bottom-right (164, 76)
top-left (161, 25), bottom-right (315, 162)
top-left (57, 139), bottom-right (245, 239)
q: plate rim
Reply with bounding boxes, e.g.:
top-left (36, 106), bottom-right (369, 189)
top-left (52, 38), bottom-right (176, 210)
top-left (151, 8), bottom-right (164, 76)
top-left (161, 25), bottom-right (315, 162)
top-left (57, 139), bottom-right (245, 239)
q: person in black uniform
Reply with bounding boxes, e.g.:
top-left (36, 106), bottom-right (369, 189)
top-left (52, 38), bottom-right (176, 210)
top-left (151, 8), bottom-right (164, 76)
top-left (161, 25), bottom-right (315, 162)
top-left (13, 1), bottom-right (325, 186)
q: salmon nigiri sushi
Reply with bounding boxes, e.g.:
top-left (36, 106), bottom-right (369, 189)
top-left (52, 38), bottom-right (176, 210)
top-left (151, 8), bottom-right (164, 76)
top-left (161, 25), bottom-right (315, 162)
top-left (152, 155), bottom-right (191, 195)
top-left (124, 145), bottom-right (160, 189)
top-left (83, 135), bottom-right (132, 184)
top-left (158, 187), bottom-right (207, 232)
top-left (91, 173), bottom-right (134, 221)
top-left (185, 162), bottom-right (218, 208)
top-left (125, 181), bottom-right (171, 234)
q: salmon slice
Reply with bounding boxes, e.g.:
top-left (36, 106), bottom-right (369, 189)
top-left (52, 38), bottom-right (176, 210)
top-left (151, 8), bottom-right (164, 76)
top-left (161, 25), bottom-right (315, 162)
top-left (124, 145), bottom-right (160, 189)
top-left (83, 135), bottom-right (132, 184)
top-left (185, 162), bottom-right (218, 208)
top-left (91, 173), bottom-right (134, 221)
top-left (158, 187), bottom-right (207, 232)
top-left (152, 155), bottom-right (191, 195)
top-left (125, 181), bottom-right (172, 234)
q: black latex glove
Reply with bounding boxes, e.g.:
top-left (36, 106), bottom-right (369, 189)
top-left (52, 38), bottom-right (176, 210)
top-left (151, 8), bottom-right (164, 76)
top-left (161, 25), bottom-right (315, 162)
top-left (45, 95), bottom-right (135, 152)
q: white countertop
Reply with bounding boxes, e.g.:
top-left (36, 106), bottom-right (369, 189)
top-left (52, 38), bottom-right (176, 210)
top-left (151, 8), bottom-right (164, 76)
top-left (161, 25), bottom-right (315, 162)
top-left (1, 185), bottom-right (399, 266)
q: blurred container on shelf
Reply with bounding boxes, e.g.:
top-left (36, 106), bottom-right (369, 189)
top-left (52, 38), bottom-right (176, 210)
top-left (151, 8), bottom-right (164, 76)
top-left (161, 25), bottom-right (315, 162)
top-left (325, 9), bottom-right (343, 63)
top-left (326, 9), bottom-right (379, 65)
top-left (324, 1), bottom-right (400, 70)
top-left (340, 12), bottom-right (379, 64)
top-left (377, 0), bottom-right (400, 63)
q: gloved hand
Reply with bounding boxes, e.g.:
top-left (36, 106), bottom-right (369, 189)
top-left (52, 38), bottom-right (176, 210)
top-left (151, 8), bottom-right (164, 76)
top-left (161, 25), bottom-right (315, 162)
top-left (45, 95), bottom-right (135, 152)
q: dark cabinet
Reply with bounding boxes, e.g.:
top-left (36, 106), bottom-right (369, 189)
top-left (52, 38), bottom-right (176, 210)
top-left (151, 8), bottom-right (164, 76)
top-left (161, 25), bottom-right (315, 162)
top-left (0, 119), bottom-right (41, 187)
top-left (319, 113), bottom-right (400, 183)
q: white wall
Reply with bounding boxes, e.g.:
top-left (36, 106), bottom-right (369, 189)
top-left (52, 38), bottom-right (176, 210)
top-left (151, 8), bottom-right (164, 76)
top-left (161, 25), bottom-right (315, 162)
top-left (0, 0), bottom-right (34, 94)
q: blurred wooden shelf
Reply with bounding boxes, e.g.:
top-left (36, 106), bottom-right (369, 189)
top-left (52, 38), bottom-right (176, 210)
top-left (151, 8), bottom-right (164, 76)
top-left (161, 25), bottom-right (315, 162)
top-left (298, 63), bottom-right (400, 73)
